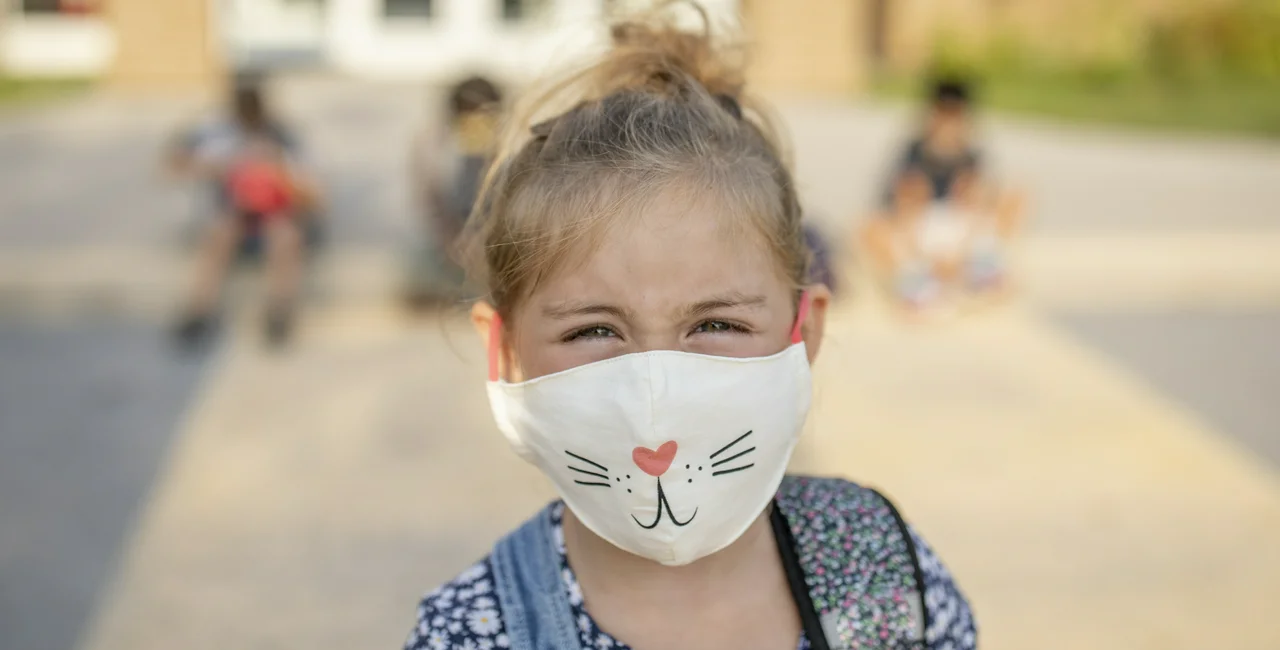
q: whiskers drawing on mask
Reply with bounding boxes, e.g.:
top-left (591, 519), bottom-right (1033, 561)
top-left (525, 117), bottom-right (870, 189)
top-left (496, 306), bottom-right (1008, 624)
top-left (709, 430), bottom-right (755, 476)
top-left (566, 451), bottom-right (613, 487)
top-left (561, 429), bottom-right (759, 533)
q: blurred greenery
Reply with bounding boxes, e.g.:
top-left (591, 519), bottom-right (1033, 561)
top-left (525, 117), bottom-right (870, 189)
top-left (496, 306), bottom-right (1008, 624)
top-left (876, 0), bottom-right (1280, 137)
top-left (0, 76), bottom-right (92, 106)
top-left (875, 73), bottom-right (1280, 137)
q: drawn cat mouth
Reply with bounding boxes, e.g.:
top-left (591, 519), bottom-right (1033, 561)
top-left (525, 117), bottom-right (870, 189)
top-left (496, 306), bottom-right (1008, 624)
top-left (631, 478), bottom-right (697, 529)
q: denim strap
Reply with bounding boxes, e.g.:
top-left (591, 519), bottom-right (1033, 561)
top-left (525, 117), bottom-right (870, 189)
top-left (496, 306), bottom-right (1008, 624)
top-left (490, 506), bottom-right (584, 650)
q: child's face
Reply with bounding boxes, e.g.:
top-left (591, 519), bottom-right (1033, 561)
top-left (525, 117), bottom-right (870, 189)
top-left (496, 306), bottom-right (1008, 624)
top-left (895, 171), bottom-right (933, 213)
top-left (455, 110), bottom-right (497, 155)
top-left (926, 104), bottom-right (970, 155)
top-left (483, 192), bottom-right (828, 381)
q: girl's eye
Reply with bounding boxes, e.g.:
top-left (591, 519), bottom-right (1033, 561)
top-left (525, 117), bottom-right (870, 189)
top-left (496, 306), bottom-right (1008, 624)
top-left (564, 325), bottom-right (618, 342)
top-left (692, 320), bottom-right (747, 335)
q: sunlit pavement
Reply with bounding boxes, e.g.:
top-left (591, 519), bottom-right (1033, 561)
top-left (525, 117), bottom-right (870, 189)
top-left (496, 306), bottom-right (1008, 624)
top-left (59, 299), bottom-right (1280, 650)
top-left (803, 302), bottom-right (1280, 649)
top-left (3, 77), bottom-right (1280, 650)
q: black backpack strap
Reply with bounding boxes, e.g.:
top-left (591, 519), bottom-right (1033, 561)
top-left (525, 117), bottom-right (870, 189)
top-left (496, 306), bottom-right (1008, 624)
top-left (770, 502), bottom-right (831, 650)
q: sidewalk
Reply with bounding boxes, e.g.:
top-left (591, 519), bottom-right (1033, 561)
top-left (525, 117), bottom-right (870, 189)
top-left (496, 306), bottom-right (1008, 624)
top-left (76, 307), bottom-right (546, 650)
top-left (73, 300), bottom-right (1280, 650)
top-left (800, 303), bottom-right (1280, 649)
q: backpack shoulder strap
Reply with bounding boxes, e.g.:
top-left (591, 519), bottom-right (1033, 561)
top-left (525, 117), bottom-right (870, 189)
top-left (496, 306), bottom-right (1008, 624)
top-left (490, 505), bottom-right (584, 650)
top-left (772, 503), bottom-right (832, 650)
top-left (775, 476), bottom-right (927, 650)
top-left (871, 486), bottom-right (931, 642)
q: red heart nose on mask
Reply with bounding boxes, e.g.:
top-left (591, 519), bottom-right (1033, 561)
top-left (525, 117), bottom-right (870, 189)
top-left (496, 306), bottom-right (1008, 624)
top-left (633, 441), bottom-right (678, 477)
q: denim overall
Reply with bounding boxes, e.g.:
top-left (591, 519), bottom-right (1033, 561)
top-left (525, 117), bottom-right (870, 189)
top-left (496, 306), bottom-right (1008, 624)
top-left (489, 476), bottom-right (927, 650)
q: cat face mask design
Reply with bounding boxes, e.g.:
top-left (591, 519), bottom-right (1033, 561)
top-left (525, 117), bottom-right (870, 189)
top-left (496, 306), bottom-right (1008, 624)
top-left (485, 295), bottom-right (813, 566)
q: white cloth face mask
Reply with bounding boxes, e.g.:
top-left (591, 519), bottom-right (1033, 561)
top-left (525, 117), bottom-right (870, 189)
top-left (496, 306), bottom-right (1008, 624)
top-left (485, 295), bottom-right (813, 566)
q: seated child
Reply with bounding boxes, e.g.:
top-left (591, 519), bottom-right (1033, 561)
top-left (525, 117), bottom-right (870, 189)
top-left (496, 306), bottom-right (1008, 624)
top-left (860, 78), bottom-right (1022, 313)
top-left (169, 77), bottom-right (316, 348)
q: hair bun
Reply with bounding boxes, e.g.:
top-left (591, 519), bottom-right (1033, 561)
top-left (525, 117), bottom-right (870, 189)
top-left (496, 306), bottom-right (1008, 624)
top-left (601, 1), bottom-right (745, 103)
top-left (715, 93), bottom-right (743, 120)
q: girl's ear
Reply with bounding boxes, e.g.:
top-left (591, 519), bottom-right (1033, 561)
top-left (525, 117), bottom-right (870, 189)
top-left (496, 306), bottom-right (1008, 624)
top-left (473, 301), bottom-right (520, 382)
top-left (471, 300), bottom-right (497, 347)
top-left (800, 285), bottom-right (832, 364)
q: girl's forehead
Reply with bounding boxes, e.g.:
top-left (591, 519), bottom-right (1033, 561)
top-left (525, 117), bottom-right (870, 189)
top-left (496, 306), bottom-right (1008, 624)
top-left (526, 194), bottom-right (788, 313)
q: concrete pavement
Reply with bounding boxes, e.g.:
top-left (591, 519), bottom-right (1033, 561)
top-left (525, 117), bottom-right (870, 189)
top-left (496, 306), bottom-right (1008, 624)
top-left (68, 301), bottom-right (1280, 650)
top-left (801, 303), bottom-right (1280, 649)
top-left (0, 319), bottom-right (210, 650)
top-left (1058, 310), bottom-right (1280, 466)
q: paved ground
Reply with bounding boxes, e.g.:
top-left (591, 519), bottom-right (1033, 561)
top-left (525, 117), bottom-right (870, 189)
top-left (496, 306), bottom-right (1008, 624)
top-left (1055, 310), bottom-right (1280, 467)
top-left (1, 76), bottom-right (1279, 650)
top-left (0, 317), bottom-right (210, 650)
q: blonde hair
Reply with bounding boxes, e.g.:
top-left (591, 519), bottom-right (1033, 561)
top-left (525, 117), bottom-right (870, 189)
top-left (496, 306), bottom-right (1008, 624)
top-left (459, 2), bottom-right (806, 315)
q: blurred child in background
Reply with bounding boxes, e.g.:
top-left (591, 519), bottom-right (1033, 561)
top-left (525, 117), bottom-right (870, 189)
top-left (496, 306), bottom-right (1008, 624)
top-left (407, 76), bottom-right (503, 304)
top-left (802, 220), bottom-right (839, 297)
top-left (860, 78), bottom-right (1023, 314)
top-left (167, 74), bottom-right (321, 348)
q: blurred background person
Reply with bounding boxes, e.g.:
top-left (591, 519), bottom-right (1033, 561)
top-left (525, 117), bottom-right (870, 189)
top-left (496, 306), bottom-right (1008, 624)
top-left (802, 219), bottom-right (839, 298)
top-left (406, 75), bottom-right (504, 307)
top-left (165, 73), bottom-right (323, 348)
top-left (859, 78), bottom-right (1024, 316)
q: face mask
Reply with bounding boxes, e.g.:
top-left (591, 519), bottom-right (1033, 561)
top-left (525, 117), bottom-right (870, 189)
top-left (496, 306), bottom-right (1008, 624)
top-left (485, 294), bottom-right (813, 566)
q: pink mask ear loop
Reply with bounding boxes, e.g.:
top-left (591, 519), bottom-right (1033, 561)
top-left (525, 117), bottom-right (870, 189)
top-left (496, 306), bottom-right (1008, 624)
top-left (790, 290), bottom-right (811, 345)
top-left (488, 314), bottom-right (503, 382)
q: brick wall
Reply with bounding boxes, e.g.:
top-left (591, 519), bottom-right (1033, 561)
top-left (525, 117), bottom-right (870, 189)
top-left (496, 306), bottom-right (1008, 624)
top-left (107, 0), bottom-right (224, 93)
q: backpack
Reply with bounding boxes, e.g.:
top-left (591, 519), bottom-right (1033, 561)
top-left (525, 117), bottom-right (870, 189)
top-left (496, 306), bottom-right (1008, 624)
top-left (490, 475), bottom-right (926, 650)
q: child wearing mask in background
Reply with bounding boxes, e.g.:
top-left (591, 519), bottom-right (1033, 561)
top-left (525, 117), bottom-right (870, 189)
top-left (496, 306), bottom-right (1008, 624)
top-left (407, 76), bottom-right (503, 305)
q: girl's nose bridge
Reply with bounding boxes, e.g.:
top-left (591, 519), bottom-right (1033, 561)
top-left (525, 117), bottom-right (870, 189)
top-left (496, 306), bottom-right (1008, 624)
top-left (628, 323), bottom-right (683, 354)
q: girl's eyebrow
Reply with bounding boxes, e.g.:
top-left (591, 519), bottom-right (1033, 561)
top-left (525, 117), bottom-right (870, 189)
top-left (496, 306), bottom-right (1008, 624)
top-left (543, 301), bottom-right (633, 321)
top-left (682, 293), bottom-right (767, 320)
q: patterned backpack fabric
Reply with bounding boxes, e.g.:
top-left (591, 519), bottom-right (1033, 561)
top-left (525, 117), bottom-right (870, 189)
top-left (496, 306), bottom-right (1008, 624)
top-left (488, 475), bottom-right (928, 650)
top-left (774, 476), bottom-right (926, 649)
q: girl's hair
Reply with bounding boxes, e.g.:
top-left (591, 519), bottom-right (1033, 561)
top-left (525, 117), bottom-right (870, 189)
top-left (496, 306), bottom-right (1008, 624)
top-left (459, 2), bottom-right (806, 315)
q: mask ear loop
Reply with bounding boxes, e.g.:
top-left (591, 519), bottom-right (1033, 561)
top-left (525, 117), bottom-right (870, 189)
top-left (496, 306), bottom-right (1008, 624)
top-left (790, 290), bottom-right (811, 345)
top-left (488, 313), bottom-right (503, 382)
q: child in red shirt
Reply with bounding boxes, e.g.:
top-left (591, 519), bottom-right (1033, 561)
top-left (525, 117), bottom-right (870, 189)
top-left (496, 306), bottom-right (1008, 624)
top-left (169, 81), bottom-right (317, 349)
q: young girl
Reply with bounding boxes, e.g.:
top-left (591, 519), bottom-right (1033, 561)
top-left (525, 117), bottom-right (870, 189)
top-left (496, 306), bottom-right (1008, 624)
top-left (405, 8), bottom-right (975, 650)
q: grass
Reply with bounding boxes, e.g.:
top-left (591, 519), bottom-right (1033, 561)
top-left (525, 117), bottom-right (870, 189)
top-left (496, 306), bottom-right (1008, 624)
top-left (873, 72), bottom-right (1280, 138)
top-left (0, 76), bottom-right (92, 107)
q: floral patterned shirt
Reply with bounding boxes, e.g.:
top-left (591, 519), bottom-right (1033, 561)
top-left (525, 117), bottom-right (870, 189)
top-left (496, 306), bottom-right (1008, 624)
top-left (405, 492), bottom-right (976, 650)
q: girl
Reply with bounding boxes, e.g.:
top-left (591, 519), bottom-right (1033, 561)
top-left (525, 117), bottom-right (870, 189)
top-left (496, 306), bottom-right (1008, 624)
top-left (405, 7), bottom-right (975, 650)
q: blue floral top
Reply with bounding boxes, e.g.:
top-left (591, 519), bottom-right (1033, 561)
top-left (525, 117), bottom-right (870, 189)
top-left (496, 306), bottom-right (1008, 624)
top-left (405, 488), bottom-right (976, 650)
